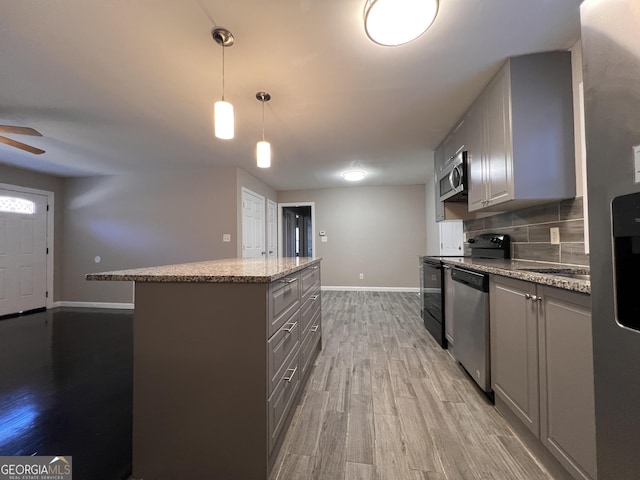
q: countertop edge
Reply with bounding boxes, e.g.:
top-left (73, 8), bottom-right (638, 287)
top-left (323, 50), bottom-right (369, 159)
top-left (86, 258), bottom-right (322, 283)
top-left (430, 257), bottom-right (591, 295)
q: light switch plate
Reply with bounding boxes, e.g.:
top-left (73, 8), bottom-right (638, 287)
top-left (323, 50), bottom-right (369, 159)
top-left (634, 145), bottom-right (640, 184)
top-left (550, 227), bottom-right (560, 245)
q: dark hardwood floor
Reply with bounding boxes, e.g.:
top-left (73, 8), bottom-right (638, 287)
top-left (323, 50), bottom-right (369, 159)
top-left (0, 308), bottom-right (133, 480)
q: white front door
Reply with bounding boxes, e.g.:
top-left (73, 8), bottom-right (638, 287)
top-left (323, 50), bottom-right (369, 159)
top-left (266, 200), bottom-right (277, 258)
top-left (242, 188), bottom-right (265, 258)
top-left (0, 190), bottom-right (48, 316)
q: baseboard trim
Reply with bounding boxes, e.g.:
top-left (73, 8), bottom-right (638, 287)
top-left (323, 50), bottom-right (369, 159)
top-left (54, 301), bottom-right (134, 310)
top-left (321, 286), bottom-right (419, 293)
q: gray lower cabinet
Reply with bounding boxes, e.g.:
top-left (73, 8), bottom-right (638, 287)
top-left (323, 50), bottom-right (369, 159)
top-left (539, 286), bottom-right (596, 480)
top-left (267, 264), bottom-right (322, 459)
top-left (490, 276), bottom-right (540, 434)
top-left (490, 276), bottom-right (596, 480)
top-left (131, 262), bottom-right (321, 480)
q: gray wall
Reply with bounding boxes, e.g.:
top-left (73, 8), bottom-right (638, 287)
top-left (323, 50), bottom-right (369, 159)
top-left (278, 185), bottom-right (426, 289)
top-left (63, 167), bottom-right (239, 303)
top-left (0, 164), bottom-right (65, 301)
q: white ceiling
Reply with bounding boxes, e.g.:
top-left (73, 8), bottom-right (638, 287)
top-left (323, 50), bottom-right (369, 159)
top-left (0, 0), bottom-right (582, 191)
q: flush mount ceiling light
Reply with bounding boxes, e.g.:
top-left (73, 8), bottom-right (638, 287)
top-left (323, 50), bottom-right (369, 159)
top-left (343, 170), bottom-right (366, 181)
top-left (212, 27), bottom-right (235, 139)
top-left (256, 92), bottom-right (271, 168)
top-left (363, 0), bottom-right (439, 46)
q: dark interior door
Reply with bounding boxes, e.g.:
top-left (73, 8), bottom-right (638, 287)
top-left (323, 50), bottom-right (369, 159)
top-left (282, 206), bottom-right (312, 257)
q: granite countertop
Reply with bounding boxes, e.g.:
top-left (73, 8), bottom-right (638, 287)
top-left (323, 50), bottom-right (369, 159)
top-left (86, 257), bottom-right (322, 283)
top-left (422, 256), bottom-right (590, 295)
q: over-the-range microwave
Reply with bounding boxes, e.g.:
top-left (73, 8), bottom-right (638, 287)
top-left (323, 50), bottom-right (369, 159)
top-left (438, 150), bottom-right (468, 202)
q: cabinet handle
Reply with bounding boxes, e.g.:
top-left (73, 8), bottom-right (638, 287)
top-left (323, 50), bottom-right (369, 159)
top-left (283, 366), bottom-right (297, 382)
top-left (312, 266), bottom-right (319, 270)
top-left (311, 325), bottom-right (319, 333)
top-left (283, 321), bottom-right (298, 333)
top-left (310, 295), bottom-right (319, 301)
top-left (281, 278), bottom-right (297, 284)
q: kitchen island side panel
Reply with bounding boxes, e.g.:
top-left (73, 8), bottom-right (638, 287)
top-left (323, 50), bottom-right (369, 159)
top-left (131, 281), bottom-right (269, 480)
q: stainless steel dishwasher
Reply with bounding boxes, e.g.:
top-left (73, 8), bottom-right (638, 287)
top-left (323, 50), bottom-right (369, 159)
top-left (451, 266), bottom-right (491, 393)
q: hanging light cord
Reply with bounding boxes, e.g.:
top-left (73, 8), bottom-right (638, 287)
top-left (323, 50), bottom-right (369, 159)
top-left (261, 99), bottom-right (265, 141)
top-left (221, 45), bottom-right (226, 101)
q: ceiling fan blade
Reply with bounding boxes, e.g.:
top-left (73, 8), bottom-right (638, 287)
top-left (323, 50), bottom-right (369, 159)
top-left (0, 135), bottom-right (45, 155)
top-left (0, 125), bottom-right (43, 136)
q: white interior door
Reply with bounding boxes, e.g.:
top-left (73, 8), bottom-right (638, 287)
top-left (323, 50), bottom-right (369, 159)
top-left (266, 199), bottom-right (277, 258)
top-left (241, 188), bottom-right (265, 258)
top-left (0, 190), bottom-right (47, 316)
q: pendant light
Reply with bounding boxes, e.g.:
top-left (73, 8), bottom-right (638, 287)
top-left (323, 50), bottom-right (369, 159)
top-left (256, 92), bottom-right (271, 168)
top-left (212, 27), bottom-right (235, 139)
top-left (363, 0), bottom-right (439, 46)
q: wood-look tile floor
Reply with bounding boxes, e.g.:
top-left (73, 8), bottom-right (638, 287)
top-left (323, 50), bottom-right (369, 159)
top-left (269, 291), bottom-right (554, 480)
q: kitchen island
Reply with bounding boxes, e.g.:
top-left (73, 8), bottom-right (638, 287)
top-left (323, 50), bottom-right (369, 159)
top-left (87, 257), bottom-right (322, 480)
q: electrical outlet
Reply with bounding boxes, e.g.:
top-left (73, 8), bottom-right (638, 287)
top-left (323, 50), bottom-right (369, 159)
top-left (223, 234), bottom-right (231, 242)
top-left (359, 273), bottom-right (364, 280)
top-left (550, 227), bottom-right (560, 245)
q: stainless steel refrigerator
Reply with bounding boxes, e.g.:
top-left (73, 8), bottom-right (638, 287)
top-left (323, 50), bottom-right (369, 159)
top-left (581, 1), bottom-right (640, 478)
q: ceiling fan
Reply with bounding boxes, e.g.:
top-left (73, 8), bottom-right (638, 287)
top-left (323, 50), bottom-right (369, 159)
top-left (0, 125), bottom-right (45, 155)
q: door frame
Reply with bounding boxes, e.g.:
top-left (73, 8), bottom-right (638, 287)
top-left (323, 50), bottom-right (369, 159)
top-left (0, 182), bottom-right (55, 309)
top-left (278, 202), bottom-right (316, 258)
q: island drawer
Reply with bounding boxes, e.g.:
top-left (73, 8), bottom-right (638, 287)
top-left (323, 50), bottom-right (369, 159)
top-left (269, 274), bottom-right (301, 336)
top-left (268, 309), bottom-right (301, 395)
top-left (300, 311), bottom-right (321, 380)
top-left (300, 290), bottom-right (321, 337)
top-left (268, 347), bottom-right (300, 453)
top-left (301, 264), bottom-right (321, 300)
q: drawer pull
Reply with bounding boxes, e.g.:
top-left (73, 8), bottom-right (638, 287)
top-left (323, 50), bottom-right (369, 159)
top-left (280, 277), bottom-right (297, 284)
top-left (311, 325), bottom-right (319, 333)
top-left (283, 321), bottom-right (298, 333)
top-left (312, 266), bottom-right (319, 270)
top-left (310, 295), bottom-right (319, 301)
top-left (283, 366), bottom-right (297, 382)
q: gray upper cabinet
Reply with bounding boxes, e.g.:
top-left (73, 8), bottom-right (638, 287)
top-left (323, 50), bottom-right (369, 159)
top-left (468, 51), bottom-right (575, 211)
top-left (434, 144), bottom-right (446, 222)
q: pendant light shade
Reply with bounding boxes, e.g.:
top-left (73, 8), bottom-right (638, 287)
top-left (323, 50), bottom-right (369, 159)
top-left (212, 27), bottom-right (235, 139)
top-left (364, 0), bottom-right (438, 46)
top-left (256, 92), bottom-right (272, 168)
top-left (214, 100), bottom-right (234, 140)
top-left (257, 141), bottom-right (271, 168)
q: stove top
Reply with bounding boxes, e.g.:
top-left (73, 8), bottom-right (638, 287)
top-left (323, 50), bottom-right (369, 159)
top-left (468, 233), bottom-right (511, 259)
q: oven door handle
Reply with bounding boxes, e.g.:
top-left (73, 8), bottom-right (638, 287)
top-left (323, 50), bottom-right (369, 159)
top-left (449, 164), bottom-right (462, 190)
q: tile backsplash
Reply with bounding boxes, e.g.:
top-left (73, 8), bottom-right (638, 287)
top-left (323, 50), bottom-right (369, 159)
top-left (464, 197), bottom-right (589, 266)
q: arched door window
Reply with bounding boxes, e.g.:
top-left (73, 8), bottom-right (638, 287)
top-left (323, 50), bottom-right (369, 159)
top-left (0, 196), bottom-right (36, 214)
